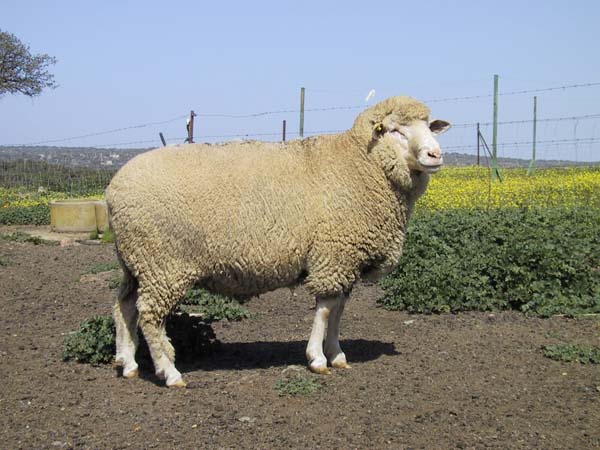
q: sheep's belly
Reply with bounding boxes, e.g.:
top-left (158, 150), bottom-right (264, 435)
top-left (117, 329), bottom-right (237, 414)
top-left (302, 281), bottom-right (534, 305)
top-left (202, 260), bottom-right (305, 298)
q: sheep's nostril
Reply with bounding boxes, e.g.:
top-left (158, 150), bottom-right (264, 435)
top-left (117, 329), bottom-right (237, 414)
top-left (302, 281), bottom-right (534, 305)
top-left (427, 150), bottom-right (441, 159)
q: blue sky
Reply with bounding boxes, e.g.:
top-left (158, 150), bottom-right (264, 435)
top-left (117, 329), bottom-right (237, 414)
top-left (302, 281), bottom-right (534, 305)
top-left (2, 0), bottom-right (599, 161)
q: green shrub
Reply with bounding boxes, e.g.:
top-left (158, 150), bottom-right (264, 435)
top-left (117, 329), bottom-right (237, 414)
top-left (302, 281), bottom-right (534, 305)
top-left (378, 207), bottom-right (600, 316)
top-left (62, 316), bottom-right (116, 365)
top-left (181, 287), bottom-right (253, 321)
top-left (543, 343), bottom-right (600, 364)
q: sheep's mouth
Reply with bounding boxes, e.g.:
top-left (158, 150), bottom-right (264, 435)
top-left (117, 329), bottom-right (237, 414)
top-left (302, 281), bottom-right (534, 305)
top-left (420, 163), bottom-right (442, 173)
top-left (417, 157), bottom-right (443, 173)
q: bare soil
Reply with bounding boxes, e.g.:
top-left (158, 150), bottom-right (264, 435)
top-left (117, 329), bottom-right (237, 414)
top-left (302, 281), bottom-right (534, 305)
top-left (1, 237), bottom-right (599, 450)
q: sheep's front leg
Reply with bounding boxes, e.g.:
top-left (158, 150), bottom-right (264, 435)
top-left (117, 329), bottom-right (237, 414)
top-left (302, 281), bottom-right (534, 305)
top-left (306, 296), bottom-right (338, 374)
top-left (325, 294), bottom-right (350, 369)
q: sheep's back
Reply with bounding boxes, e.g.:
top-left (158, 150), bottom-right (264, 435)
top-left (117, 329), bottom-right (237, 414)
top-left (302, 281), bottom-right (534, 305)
top-left (107, 143), bottom-right (322, 294)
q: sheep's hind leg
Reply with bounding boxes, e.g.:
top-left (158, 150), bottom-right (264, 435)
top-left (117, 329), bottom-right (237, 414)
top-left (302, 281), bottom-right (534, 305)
top-left (306, 296), bottom-right (338, 375)
top-left (138, 311), bottom-right (186, 388)
top-left (113, 267), bottom-right (139, 379)
top-left (325, 294), bottom-right (351, 369)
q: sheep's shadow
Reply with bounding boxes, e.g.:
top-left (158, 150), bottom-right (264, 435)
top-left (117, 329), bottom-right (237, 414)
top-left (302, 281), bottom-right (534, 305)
top-left (178, 338), bottom-right (399, 374)
top-left (124, 315), bottom-right (399, 384)
top-left (129, 338), bottom-right (399, 386)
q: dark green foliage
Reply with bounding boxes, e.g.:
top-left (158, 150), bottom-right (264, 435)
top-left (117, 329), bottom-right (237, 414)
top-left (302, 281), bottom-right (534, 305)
top-left (543, 343), bottom-right (600, 364)
top-left (62, 316), bottom-right (116, 365)
top-left (0, 204), bottom-right (50, 225)
top-left (62, 313), bottom-right (219, 366)
top-left (181, 287), bottom-right (253, 322)
top-left (161, 313), bottom-right (220, 363)
top-left (378, 207), bottom-right (600, 316)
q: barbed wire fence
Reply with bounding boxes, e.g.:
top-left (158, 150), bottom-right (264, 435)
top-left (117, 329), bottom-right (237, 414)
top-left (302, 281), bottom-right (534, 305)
top-left (1, 79), bottom-right (599, 194)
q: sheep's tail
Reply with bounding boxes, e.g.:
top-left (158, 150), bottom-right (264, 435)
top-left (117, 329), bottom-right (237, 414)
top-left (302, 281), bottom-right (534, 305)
top-left (117, 257), bottom-right (138, 303)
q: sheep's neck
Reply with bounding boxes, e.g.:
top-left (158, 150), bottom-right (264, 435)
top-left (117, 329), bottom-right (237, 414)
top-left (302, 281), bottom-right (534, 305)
top-left (394, 171), bottom-right (430, 222)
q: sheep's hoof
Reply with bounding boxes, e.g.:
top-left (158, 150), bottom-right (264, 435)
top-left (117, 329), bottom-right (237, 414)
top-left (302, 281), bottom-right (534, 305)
top-left (123, 368), bottom-right (139, 379)
top-left (309, 365), bottom-right (332, 375)
top-left (332, 361), bottom-right (351, 369)
top-left (167, 378), bottom-right (187, 388)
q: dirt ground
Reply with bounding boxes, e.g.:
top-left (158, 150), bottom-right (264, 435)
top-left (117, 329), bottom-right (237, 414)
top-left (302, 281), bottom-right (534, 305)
top-left (1, 235), bottom-right (599, 450)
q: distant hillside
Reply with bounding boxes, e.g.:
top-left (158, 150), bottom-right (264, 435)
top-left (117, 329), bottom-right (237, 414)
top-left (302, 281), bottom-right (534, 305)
top-left (0, 145), bottom-right (597, 170)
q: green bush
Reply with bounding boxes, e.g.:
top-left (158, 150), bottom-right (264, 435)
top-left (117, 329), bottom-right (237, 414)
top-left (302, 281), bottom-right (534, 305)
top-left (378, 207), bottom-right (600, 317)
top-left (180, 287), bottom-right (253, 321)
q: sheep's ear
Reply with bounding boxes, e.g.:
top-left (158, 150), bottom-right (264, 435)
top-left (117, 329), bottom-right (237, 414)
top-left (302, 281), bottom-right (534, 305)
top-left (429, 119), bottom-right (451, 135)
top-left (373, 123), bottom-right (385, 138)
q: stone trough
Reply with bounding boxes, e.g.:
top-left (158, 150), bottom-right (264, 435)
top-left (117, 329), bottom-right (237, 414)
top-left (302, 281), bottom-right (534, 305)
top-left (50, 199), bottom-right (109, 233)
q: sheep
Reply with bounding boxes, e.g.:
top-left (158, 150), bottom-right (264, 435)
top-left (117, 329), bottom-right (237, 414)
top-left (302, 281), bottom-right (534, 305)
top-left (107, 96), bottom-right (451, 387)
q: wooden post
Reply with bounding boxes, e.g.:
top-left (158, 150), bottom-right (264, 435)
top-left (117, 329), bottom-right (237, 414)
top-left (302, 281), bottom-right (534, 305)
top-left (159, 132), bottom-right (167, 147)
top-left (186, 110), bottom-right (197, 143)
top-left (282, 120), bottom-right (287, 142)
top-left (527, 96), bottom-right (537, 175)
top-left (299, 87), bottom-right (305, 138)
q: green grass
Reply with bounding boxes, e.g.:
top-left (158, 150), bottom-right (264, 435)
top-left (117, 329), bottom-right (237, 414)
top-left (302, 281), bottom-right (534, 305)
top-left (100, 228), bottom-right (115, 244)
top-left (275, 376), bottom-right (323, 397)
top-left (87, 261), bottom-right (120, 274)
top-left (108, 273), bottom-right (122, 290)
top-left (0, 231), bottom-right (55, 245)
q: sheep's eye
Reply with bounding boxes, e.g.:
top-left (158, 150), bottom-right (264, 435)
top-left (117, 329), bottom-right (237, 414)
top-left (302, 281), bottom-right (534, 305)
top-left (390, 130), bottom-right (408, 141)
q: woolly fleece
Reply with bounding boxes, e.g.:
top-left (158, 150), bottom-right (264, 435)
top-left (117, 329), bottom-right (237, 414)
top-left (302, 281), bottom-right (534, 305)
top-left (108, 96), bottom-right (433, 324)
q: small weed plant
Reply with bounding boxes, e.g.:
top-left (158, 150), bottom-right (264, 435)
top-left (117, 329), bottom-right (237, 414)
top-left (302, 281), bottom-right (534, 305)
top-left (101, 228), bottom-right (115, 244)
top-left (543, 343), bottom-right (600, 364)
top-left (0, 231), bottom-right (53, 245)
top-left (62, 316), bottom-right (116, 365)
top-left (87, 261), bottom-right (120, 274)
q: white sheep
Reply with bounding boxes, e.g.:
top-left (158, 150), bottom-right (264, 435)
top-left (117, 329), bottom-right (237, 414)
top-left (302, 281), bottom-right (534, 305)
top-left (107, 96), bottom-right (451, 387)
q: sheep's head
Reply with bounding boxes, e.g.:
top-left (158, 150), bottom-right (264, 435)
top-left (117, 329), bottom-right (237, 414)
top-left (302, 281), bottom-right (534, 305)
top-left (351, 96), bottom-right (451, 187)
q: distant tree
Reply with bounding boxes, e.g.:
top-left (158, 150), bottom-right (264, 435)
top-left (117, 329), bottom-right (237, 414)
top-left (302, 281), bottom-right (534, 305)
top-left (0, 29), bottom-right (57, 98)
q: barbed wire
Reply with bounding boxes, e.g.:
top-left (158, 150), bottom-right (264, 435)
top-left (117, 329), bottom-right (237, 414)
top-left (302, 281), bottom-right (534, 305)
top-left (452, 113), bottom-right (600, 128)
top-left (13, 114), bottom-right (188, 147)
top-left (444, 137), bottom-right (600, 151)
top-left (3, 80), bottom-right (600, 147)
